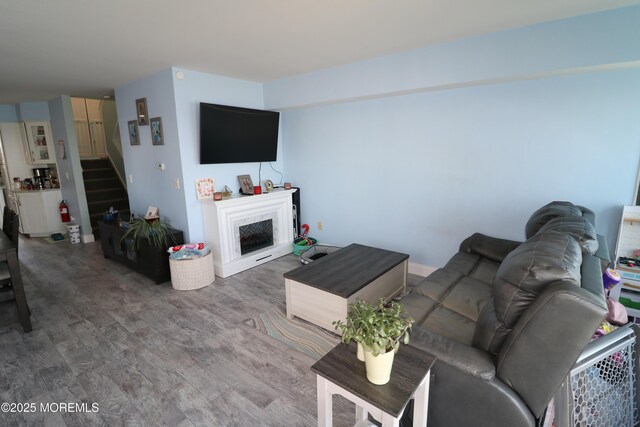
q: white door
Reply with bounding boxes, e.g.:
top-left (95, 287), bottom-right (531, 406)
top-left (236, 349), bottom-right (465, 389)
top-left (89, 121), bottom-right (107, 157)
top-left (75, 120), bottom-right (93, 157)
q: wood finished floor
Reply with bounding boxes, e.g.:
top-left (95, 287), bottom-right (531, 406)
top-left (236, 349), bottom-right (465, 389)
top-left (0, 236), bottom-right (422, 426)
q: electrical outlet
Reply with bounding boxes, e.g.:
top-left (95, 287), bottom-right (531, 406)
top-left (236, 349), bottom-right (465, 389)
top-left (318, 221), bottom-right (323, 231)
top-left (129, 174), bottom-right (133, 183)
top-left (174, 178), bottom-right (180, 190)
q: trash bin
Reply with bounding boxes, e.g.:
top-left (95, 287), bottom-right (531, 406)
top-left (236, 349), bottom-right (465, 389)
top-left (65, 222), bottom-right (81, 244)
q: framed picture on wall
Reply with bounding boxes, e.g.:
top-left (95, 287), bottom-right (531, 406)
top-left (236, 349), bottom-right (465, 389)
top-left (136, 98), bottom-right (149, 126)
top-left (150, 117), bottom-right (164, 145)
top-left (127, 120), bottom-right (140, 145)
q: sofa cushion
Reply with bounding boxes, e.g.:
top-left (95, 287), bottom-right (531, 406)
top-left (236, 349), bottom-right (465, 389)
top-left (422, 306), bottom-right (477, 345)
top-left (474, 230), bottom-right (582, 355)
top-left (444, 251), bottom-right (501, 285)
top-left (525, 201), bottom-right (583, 239)
top-left (538, 216), bottom-right (598, 255)
top-left (409, 270), bottom-right (493, 346)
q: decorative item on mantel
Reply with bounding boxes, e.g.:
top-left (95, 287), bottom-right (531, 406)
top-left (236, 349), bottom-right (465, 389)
top-left (238, 174), bottom-right (253, 195)
top-left (222, 185), bottom-right (233, 198)
top-left (195, 178), bottom-right (215, 200)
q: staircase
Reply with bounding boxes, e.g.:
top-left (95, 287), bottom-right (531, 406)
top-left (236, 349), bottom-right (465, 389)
top-left (81, 159), bottom-right (130, 239)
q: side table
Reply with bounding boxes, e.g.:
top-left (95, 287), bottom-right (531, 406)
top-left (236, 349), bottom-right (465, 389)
top-left (311, 342), bottom-right (435, 427)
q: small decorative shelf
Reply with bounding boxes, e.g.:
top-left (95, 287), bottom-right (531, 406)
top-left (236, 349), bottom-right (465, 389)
top-left (623, 218), bottom-right (640, 224)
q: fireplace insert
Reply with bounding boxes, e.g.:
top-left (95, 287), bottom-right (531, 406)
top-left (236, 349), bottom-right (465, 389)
top-left (239, 219), bottom-right (274, 255)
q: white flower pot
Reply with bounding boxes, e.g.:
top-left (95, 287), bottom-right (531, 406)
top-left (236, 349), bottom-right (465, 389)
top-left (357, 342), bottom-right (365, 362)
top-left (364, 348), bottom-right (395, 385)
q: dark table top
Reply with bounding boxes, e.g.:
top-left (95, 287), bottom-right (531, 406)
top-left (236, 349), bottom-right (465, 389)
top-left (312, 342), bottom-right (435, 417)
top-left (0, 230), bottom-right (15, 256)
top-left (283, 244), bottom-right (409, 298)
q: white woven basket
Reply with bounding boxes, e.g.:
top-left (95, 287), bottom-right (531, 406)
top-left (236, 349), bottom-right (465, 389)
top-left (169, 251), bottom-right (215, 291)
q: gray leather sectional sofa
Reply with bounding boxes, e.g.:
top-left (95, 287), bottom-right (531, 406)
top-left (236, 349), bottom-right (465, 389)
top-left (401, 202), bottom-right (608, 427)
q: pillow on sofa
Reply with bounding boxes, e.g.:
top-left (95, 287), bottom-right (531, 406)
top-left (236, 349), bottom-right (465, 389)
top-left (525, 201), bottom-right (583, 239)
top-left (474, 230), bottom-right (582, 355)
top-left (538, 216), bottom-right (598, 255)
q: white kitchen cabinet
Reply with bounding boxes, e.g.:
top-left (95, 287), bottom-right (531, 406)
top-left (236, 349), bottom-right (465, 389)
top-left (15, 189), bottom-right (65, 237)
top-left (23, 121), bottom-right (54, 164)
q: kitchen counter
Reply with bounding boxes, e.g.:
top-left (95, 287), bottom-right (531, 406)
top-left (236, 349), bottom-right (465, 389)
top-left (11, 188), bottom-right (61, 193)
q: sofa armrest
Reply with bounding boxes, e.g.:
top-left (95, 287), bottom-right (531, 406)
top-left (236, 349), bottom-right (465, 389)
top-left (496, 282), bottom-right (607, 417)
top-left (459, 233), bottom-right (522, 263)
top-left (409, 325), bottom-right (495, 381)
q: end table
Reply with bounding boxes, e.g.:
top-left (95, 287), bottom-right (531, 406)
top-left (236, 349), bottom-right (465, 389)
top-left (311, 342), bottom-right (435, 426)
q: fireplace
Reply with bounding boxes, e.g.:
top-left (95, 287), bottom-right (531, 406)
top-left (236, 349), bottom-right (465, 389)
top-left (201, 189), bottom-right (297, 278)
top-left (239, 219), bottom-right (274, 255)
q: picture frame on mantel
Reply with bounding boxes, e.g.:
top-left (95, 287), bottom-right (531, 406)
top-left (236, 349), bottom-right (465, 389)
top-left (136, 98), bottom-right (149, 126)
top-left (237, 174), bottom-right (254, 194)
top-left (127, 120), bottom-right (140, 145)
top-left (150, 117), bottom-right (164, 145)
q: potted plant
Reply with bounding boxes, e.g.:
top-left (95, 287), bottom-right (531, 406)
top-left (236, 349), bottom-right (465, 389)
top-left (334, 299), bottom-right (414, 385)
top-left (333, 299), bottom-right (377, 361)
top-left (121, 216), bottom-right (175, 250)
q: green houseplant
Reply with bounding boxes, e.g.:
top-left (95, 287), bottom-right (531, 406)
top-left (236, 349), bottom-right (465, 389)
top-left (333, 299), bottom-right (377, 361)
top-left (121, 216), bottom-right (175, 250)
top-left (334, 299), bottom-right (414, 384)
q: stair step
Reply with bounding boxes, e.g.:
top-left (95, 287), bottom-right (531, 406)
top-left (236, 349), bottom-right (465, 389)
top-left (83, 168), bottom-right (117, 180)
top-left (81, 158), bottom-right (130, 242)
top-left (86, 188), bottom-right (128, 203)
top-left (81, 159), bottom-right (111, 170)
top-left (84, 177), bottom-right (120, 191)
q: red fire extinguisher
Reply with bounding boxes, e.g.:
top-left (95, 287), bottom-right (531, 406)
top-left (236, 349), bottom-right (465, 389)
top-left (59, 200), bottom-right (70, 223)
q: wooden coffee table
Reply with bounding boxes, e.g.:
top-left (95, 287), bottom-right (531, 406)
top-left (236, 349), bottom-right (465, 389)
top-left (312, 342), bottom-right (435, 426)
top-left (284, 244), bottom-right (409, 332)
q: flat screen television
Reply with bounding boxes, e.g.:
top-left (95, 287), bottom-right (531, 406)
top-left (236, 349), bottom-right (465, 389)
top-left (200, 102), bottom-right (280, 164)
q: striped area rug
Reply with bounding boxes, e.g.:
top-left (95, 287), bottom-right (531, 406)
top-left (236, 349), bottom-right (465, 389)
top-left (244, 305), bottom-right (339, 360)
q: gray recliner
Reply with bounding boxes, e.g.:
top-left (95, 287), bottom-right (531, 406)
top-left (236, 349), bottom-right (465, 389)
top-left (401, 202), bottom-right (608, 427)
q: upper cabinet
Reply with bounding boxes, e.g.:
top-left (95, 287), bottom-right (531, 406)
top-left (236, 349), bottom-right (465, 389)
top-left (23, 121), bottom-right (54, 164)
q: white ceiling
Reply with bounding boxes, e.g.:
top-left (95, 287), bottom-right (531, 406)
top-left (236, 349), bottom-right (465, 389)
top-left (0, 0), bottom-right (638, 104)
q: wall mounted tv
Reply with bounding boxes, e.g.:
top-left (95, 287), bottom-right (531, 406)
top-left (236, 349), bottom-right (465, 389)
top-left (200, 102), bottom-right (280, 164)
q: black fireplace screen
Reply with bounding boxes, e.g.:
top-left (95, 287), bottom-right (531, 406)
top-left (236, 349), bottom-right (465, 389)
top-left (239, 219), bottom-right (274, 255)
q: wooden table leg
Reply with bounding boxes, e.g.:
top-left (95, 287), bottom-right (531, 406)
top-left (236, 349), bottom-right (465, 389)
top-left (6, 250), bottom-right (31, 333)
top-left (317, 375), bottom-right (332, 427)
top-left (413, 371), bottom-right (430, 426)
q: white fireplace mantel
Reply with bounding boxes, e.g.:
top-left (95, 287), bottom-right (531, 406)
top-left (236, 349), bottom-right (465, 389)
top-left (201, 189), bottom-right (296, 278)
